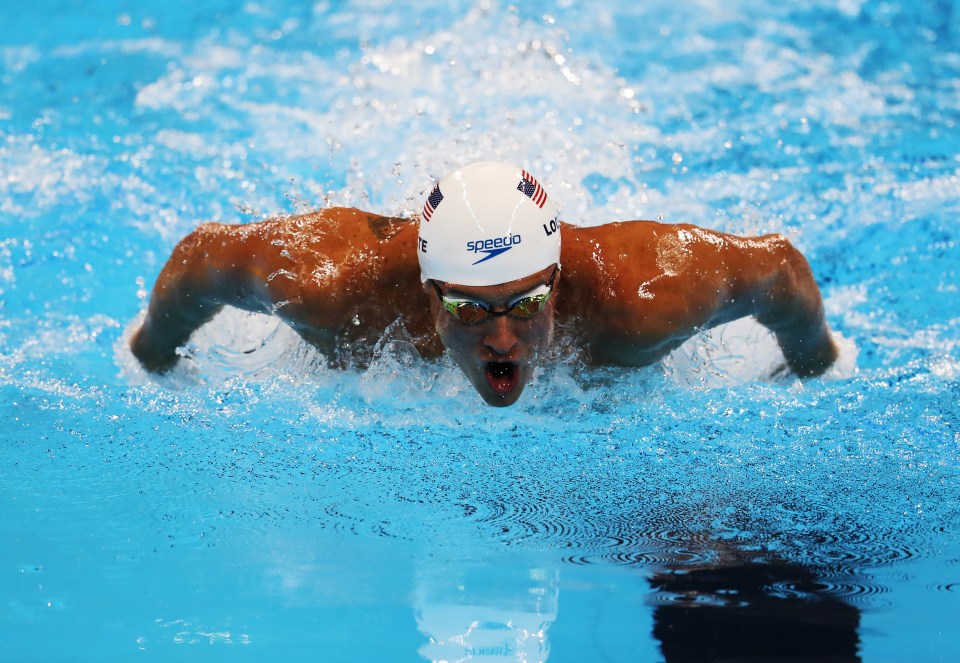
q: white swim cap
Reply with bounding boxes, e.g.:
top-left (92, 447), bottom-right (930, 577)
top-left (418, 161), bottom-right (561, 286)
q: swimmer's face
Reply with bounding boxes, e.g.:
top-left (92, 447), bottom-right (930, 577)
top-left (425, 266), bottom-right (558, 407)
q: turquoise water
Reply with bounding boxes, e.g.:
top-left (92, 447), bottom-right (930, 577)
top-left (2, 0), bottom-right (959, 660)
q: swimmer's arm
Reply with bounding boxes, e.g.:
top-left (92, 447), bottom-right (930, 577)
top-left (697, 230), bottom-right (838, 376)
top-left (130, 223), bottom-right (292, 372)
top-left (751, 237), bottom-right (838, 376)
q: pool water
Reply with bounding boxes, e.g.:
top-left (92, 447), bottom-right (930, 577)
top-left (2, 0), bottom-right (959, 660)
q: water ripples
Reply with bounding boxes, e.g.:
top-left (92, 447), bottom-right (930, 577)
top-left (766, 575), bottom-right (893, 610)
top-left (817, 540), bottom-right (919, 570)
top-left (222, 441), bottom-right (950, 600)
top-left (476, 496), bottom-right (586, 547)
top-left (16, 371), bottom-right (955, 622)
top-left (298, 459), bottom-right (951, 617)
top-left (563, 547), bottom-right (718, 568)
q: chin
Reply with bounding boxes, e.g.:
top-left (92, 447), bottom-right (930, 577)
top-left (479, 386), bottom-right (525, 407)
top-left (473, 362), bottom-right (530, 407)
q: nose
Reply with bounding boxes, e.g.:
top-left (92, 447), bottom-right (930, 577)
top-left (483, 315), bottom-right (519, 356)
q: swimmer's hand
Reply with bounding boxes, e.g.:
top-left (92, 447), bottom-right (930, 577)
top-left (755, 241), bottom-right (839, 377)
top-left (130, 323), bottom-right (183, 373)
top-left (773, 322), bottom-right (838, 377)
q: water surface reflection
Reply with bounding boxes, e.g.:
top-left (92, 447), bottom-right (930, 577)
top-left (649, 553), bottom-right (861, 662)
top-left (412, 543), bottom-right (867, 662)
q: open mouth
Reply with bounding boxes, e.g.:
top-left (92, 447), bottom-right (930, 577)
top-left (484, 361), bottom-right (519, 395)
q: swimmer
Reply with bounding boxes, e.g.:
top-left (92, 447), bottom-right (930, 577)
top-left (130, 161), bottom-right (837, 406)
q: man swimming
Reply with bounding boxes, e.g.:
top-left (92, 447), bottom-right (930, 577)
top-left (130, 161), bottom-right (837, 406)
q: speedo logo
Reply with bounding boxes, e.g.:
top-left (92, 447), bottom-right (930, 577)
top-left (467, 234), bottom-right (522, 265)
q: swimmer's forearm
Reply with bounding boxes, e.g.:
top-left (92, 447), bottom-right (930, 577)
top-left (754, 239), bottom-right (837, 376)
top-left (773, 319), bottom-right (837, 376)
top-left (130, 224), bottom-right (246, 372)
top-left (130, 293), bottom-right (223, 372)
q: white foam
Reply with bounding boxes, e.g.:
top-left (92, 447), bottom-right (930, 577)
top-left (824, 330), bottom-right (859, 381)
top-left (1, 44), bottom-right (40, 74)
top-left (663, 316), bottom-right (858, 389)
top-left (929, 355), bottom-right (960, 381)
top-left (0, 137), bottom-right (104, 216)
top-left (117, 306), bottom-right (331, 388)
top-left (126, 3), bottom-right (665, 226)
top-left (875, 170), bottom-right (960, 204)
top-left (664, 318), bottom-right (785, 389)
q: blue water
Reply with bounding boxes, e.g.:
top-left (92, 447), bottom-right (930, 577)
top-left (2, 0), bottom-right (959, 660)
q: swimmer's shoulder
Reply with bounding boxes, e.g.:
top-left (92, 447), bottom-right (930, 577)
top-left (210, 207), bottom-right (417, 251)
top-left (560, 219), bottom-right (665, 263)
top-left (560, 218), bottom-right (673, 240)
top-left (557, 220), bottom-right (665, 319)
top-left (270, 207), bottom-right (415, 238)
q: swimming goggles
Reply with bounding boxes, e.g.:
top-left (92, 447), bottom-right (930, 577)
top-left (431, 267), bottom-right (558, 325)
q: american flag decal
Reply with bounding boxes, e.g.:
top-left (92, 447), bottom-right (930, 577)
top-left (422, 185), bottom-right (444, 222)
top-left (517, 170), bottom-right (547, 208)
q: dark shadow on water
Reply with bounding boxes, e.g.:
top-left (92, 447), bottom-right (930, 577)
top-left (649, 556), bottom-right (861, 662)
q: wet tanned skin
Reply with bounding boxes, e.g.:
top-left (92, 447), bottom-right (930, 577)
top-left (130, 209), bottom-right (441, 373)
top-left (131, 208), bottom-right (838, 402)
top-left (556, 221), bottom-right (838, 376)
